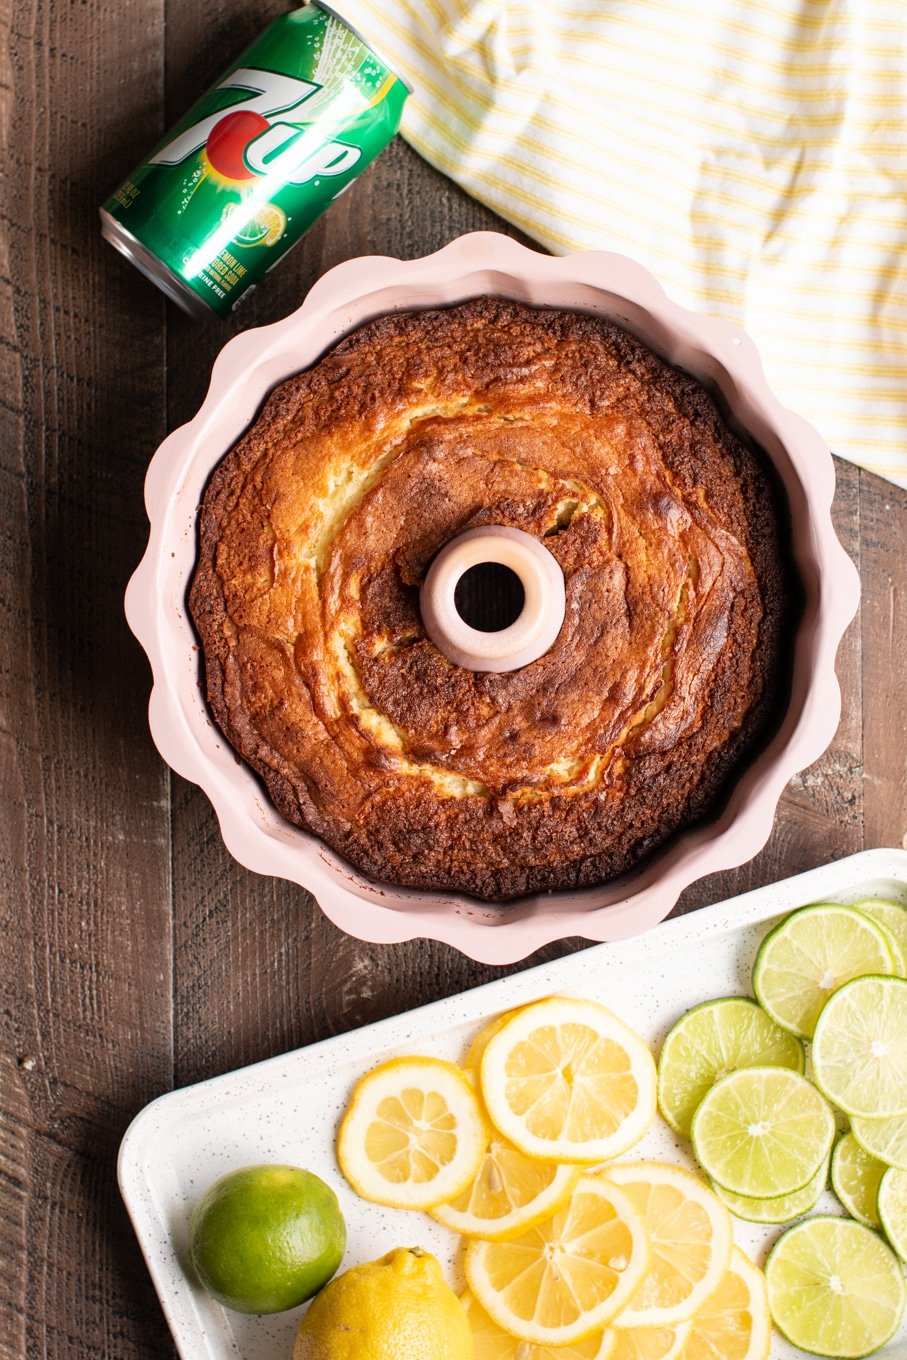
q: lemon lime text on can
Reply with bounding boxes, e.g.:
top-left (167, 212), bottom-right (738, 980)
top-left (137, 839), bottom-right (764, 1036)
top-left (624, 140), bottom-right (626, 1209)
top-left (100, 3), bottom-right (410, 317)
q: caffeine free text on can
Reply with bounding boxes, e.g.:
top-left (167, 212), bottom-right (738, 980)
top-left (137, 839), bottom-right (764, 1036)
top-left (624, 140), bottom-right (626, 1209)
top-left (100, 3), bottom-right (410, 317)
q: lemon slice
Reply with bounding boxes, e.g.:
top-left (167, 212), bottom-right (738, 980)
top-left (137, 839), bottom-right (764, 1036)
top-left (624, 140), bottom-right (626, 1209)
top-left (851, 1110), bottom-right (907, 1171)
top-left (460, 1289), bottom-right (616, 1359)
top-left (690, 1066), bottom-right (834, 1197)
top-left (812, 974), bottom-right (907, 1118)
top-left (603, 1163), bottom-right (733, 1327)
top-left (463, 1007), bottom-right (530, 1071)
top-left (431, 1064), bottom-right (580, 1239)
top-left (878, 1167), bottom-right (907, 1262)
top-left (752, 903), bottom-right (900, 1039)
top-left (765, 1215), bottom-right (906, 1358)
top-left (850, 899), bottom-right (907, 977)
top-left (710, 1155), bottom-right (829, 1224)
top-left (479, 997), bottom-right (656, 1163)
top-left (336, 1056), bottom-right (486, 1209)
top-left (609, 1322), bottom-right (691, 1360)
top-left (431, 1133), bottom-right (580, 1240)
top-left (464, 1175), bottom-right (649, 1346)
top-left (831, 1133), bottom-right (886, 1228)
top-left (657, 997), bottom-right (805, 1138)
top-left (681, 1246), bottom-right (771, 1360)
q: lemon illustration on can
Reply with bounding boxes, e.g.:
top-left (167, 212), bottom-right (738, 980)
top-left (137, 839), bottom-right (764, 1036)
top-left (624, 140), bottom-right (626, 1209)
top-left (223, 202), bottom-right (287, 248)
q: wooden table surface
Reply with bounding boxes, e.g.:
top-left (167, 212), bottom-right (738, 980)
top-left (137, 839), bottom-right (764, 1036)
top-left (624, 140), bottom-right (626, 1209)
top-left (3, 1), bottom-right (907, 1355)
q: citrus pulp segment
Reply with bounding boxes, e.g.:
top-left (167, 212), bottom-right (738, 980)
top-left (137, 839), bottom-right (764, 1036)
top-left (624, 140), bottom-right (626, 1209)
top-left (878, 1167), bottom-right (907, 1262)
top-left (850, 1111), bottom-right (907, 1171)
top-left (602, 1162), bottom-right (733, 1327)
top-left (812, 974), bottom-right (907, 1117)
top-left (608, 1322), bottom-right (691, 1360)
top-left (336, 1055), bottom-right (486, 1209)
top-left (831, 1133), bottom-right (886, 1228)
top-left (752, 903), bottom-right (900, 1039)
top-left (479, 997), bottom-right (656, 1163)
top-left (657, 996), bottom-right (805, 1138)
top-left (678, 1246), bottom-right (770, 1360)
top-left (765, 1215), bottom-right (907, 1358)
top-left (460, 1290), bottom-right (616, 1359)
top-left (849, 899), bottom-right (907, 977)
top-left (464, 1175), bottom-right (650, 1346)
top-left (690, 1066), bottom-right (834, 1197)
top-left (430, 1135), bottom-right (580, 1240)
top-left (710, 1156), bottom-right (829, 1224)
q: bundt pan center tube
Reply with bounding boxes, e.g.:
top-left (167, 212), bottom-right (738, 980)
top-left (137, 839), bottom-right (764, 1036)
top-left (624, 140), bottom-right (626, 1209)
top-left (125, 232), bottom-right (860, 963)
top-left (419, 527), bottom-right (567, 673)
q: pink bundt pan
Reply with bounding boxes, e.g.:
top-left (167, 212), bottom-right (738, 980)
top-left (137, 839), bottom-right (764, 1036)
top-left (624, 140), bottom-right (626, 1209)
top-left (125, 233), bottom-right (859, 964)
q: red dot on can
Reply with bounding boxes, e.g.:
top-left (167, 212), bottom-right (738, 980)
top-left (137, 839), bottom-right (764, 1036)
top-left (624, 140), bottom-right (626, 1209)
top-left (206, 110), bottom-right (269, 181)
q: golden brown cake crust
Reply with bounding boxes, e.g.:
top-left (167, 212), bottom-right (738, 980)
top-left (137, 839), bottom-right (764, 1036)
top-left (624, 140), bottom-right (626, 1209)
top-left (189, 298), bottom-right (793, 900)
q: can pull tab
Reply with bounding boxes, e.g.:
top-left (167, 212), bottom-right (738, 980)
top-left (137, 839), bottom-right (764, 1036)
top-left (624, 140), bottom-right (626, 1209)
top-left (419, 527), bottom-right (566, 673)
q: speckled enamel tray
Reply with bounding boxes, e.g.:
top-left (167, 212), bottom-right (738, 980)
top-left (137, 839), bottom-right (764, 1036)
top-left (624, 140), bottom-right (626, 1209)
top-left (124, 231), bottom-right (860, 963)
top-left (119, 849), bottom-right (907, 1360)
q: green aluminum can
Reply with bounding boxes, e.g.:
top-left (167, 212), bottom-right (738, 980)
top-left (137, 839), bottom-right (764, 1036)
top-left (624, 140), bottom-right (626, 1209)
top-left (100, 3), bottom-right (410, 317)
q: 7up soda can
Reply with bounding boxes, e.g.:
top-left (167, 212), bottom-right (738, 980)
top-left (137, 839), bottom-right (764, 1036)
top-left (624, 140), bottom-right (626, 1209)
top-left (100, 3), bottom-right (410, 317)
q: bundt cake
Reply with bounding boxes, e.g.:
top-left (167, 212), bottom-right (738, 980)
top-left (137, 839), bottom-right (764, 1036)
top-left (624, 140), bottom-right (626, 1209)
top-left (188, 298), bottom-right (795, 900)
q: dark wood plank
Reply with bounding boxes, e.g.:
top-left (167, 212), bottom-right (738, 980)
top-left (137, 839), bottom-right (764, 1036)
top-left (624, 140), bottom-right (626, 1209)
top-left (859, 469), bottom-right (907, 850)
top-left (0, 0), bottom-right (174, 1357)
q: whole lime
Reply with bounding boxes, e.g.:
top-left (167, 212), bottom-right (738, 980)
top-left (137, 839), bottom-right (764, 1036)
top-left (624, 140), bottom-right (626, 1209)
top-left (188, 1164), bottom-right (346, 1314)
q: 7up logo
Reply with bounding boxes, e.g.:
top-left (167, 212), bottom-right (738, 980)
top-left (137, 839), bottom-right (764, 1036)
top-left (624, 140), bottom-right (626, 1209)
top-left (151, 68), bottom-right (362, 186)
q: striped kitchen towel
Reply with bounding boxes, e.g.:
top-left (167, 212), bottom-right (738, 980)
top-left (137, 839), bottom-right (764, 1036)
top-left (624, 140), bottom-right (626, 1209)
top-left (338, 0), bottom-right (907, 488)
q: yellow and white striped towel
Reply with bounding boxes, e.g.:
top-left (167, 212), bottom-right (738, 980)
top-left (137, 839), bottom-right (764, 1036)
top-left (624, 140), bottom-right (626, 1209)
top-left (339, 0), bottom-right (907, 488)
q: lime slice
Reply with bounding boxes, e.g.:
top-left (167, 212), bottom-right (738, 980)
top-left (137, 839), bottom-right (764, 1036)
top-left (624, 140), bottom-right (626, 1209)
top-left (657, 997), bottom-right (805, 1138)
top-left (831, 1133), bottom-right (886, 1228)
top-left (850, 899), bottom-right (907, 977)
top-left (710, 1155), bottom-right (828, 1224)
top-left (851, 1111), bottom-right (907, 1171)
top-left (765, 1215), bottom-right (906, 1358)
top-left (753, 903), bottom-right (900, 1039)
top-left (802, 1052), bottom-right (850, 1136)
top-left (812, 974), bottom-right (907, 1118)
top-left (878, 1167), bottom-right (907, 1262)
top-left (690, 1066), bottom-right (834, 1198)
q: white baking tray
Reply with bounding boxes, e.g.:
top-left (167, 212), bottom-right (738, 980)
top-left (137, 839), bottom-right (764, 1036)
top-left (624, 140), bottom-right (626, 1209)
top-left (119, 848), bottom-right (907, 1360)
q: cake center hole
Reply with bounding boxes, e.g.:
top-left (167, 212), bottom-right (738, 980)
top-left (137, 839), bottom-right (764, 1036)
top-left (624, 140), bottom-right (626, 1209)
top-left (454, 562), bottom-right (525, 633)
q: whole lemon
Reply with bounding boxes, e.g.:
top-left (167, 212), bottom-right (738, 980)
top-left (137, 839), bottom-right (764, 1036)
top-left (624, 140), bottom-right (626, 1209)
top-left (188, 1164), bottom-right (345, 1314)
top-left (293, 1247), bottom-right (474, 1360)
